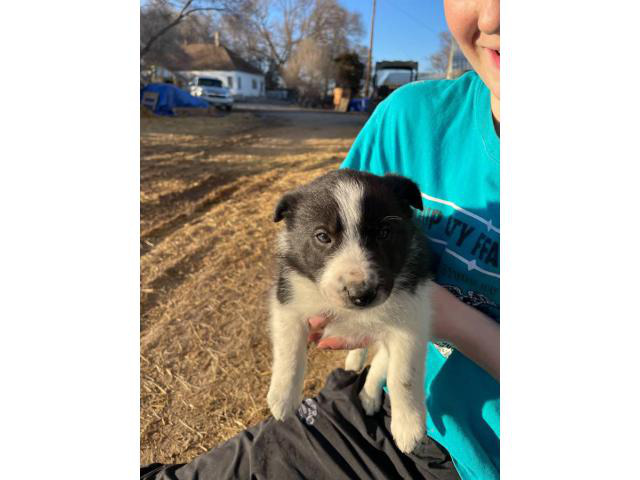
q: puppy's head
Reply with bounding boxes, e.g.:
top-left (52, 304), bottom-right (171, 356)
top-left (274, 169), bottom-right (422, 309)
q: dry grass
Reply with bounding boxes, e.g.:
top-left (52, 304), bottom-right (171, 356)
top-left (140, 111), bottom-right (366, 464)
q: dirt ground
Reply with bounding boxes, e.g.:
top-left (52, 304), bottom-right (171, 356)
top-left (140, 109), bottom-right (367, 464)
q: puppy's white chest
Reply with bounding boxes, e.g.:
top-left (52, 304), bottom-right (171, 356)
top-left (320, 311), bottom-right (386, 343)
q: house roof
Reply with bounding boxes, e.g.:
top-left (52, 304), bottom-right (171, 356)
top-left (171, 43), bottom-right (263, 75)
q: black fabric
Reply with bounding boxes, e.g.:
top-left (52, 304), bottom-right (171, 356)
top-left (141, 368), bottom-right (461, 480)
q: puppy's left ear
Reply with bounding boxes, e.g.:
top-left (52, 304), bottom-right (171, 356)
top-left (384, 174), bottom-right (423, 211)
top-left (274, 192), bottom-right (300, 222)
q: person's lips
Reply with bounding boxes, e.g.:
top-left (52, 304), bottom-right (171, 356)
top-left (487, 48), bottom-right (500, 69)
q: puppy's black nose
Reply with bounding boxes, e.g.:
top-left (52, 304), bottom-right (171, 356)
top-left (348, 287), bottom-right (378, 307)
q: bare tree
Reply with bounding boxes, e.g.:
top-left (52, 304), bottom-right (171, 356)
top-left (307, 0), bottom-right (363, 94)
top-left (140, 0), bottom-right (243, 59)
top-left (220, 0), bottom-right (314, 69)
top-left (430, 32), bottom-right (452, 74)
top-left (281, 38), bottom-right (320, 93)
top-left (221, 0), bottom-right (363, 90)
top-left (179, 12), bottom-right (218, 44)
top-left (429, 31), bottom-right (471, 78)
top-left (141, 2), bottom-right (184, 67)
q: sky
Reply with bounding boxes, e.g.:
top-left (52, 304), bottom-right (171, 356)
top-left (340, 0), bottom-right (449, 72)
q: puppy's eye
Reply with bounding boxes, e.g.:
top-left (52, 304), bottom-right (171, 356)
top-left (377, 227), bottom-right (390, 240)
top-left (315, 232), bottom-right (332, 244)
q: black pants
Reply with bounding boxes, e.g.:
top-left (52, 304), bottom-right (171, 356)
top-left (141, 368), bottom-right (460, 480)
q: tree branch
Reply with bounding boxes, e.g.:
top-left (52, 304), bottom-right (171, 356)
top-left (140, 1), bottom-right (227, 59)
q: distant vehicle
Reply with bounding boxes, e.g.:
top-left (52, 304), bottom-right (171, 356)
top-left (188, 76), bottom-right (234, 111)
top-left (368, 61), bottom-right (418, 113)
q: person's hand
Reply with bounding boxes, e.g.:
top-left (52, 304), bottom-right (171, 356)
top-left (307, 315), bottom-right (372, 350)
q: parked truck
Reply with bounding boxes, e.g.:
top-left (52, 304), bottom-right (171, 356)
top-left (188, 76), bottom-right (234, 111)
top-left (368, 61), bottom-right (418, 113)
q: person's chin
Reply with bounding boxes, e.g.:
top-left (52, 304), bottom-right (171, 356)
top-left (476, 68), bottom-right (499, 99)
top-left (488, 77), bottom-right (500, 100)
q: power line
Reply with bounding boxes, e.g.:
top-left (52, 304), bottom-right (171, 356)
top-left (381, 0), bottom-right (440, 36)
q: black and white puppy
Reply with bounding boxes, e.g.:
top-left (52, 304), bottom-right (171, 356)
top-left (267, 169), bottom-right (435, 453)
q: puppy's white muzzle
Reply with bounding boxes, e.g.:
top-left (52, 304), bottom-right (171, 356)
top-left (319, 241), bottom-right (383, 309)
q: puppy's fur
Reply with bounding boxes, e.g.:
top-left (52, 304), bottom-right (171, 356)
top-left (267, 169), bottom-right (435, 453)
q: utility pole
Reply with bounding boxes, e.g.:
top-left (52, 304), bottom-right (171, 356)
top-left (363, 0), bottom-right (376, 97)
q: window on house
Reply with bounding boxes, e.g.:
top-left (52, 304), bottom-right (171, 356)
top-left (238, 77), bottom-right (242, 90)
top-left (227, 76), bottom-right (233, 88)
top-left (252, 79), bottom-right (257, 90)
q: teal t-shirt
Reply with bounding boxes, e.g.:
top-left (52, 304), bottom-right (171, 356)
top-left (341, 71), bottom-right (500, 480)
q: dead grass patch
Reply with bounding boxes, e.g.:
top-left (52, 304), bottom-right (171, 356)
top-left (140, 112), bottom-right (366, 464)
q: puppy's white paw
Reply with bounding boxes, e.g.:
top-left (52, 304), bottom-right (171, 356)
top-left (344, 349), bottom-right (366, 372)
top-left (267, 385), bottom-right (301, 421)
top-left (359, 388), bottom-right (382, 415)
top-left (390, 410), bottom-right (426, 454)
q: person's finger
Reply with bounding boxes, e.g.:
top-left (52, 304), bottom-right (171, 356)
top-left (308, 315), bottom-right (329, 330)
top-left (316, 337), bottom-right (347, 349)
top-left (317, 336), bottom-right (371, 350)
top-left (307, 331), bottom-right (323, 344)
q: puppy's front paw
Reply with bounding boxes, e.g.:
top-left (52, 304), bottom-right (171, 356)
top-left (359, 388), bottom-right (382, 415)
top-left (267, 385), bottom-right (301, 421)
top-left (344, 349), bottom-right (366, 372)
top-left (390, 410), bottom-right (426, 454)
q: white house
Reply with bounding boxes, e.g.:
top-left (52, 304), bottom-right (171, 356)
top-left (172, 37), bottom-right (265, 98)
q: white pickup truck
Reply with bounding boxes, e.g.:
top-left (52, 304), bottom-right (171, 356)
top-left (188, 76), bottom-right (233, 111)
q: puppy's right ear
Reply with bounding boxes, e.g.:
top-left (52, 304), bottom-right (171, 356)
top-left (274, 192), bottom-right (299, 222)
top-left (383, 173), bottom-right (423, 211)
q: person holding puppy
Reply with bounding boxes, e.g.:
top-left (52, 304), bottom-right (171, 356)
top-left (311, 0), bottom-right (500, 477)
top-left (142, 0), bottom-right (500, 478)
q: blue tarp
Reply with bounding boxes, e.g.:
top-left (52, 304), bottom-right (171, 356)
top-left (140, 83), bottom-right (209, 116)
top-left (348, 97), bottom-right (370, 112)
